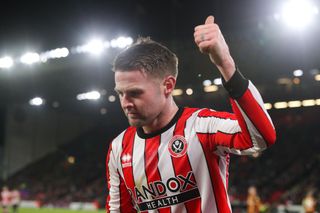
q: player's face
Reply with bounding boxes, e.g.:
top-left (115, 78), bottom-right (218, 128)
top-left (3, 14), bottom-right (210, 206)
top-left (114, 70), bottom-right (166, 127)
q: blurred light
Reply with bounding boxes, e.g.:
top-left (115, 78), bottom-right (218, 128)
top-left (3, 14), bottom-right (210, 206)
top-left (288, 100), bottom-right (302, 108)
top-left (315, 74), bottom-right (320, 81)
top-left (52, 101), bottom-right (60, 108)
top-left (29, 97), bottom-right (44, 106)
top-left (202, 79), bottom-right (212, 87)
top-left (67, 156), bottom-right (75, 164)
top-left (186, 88), bottom-right (193, 95)
top-left (277, 78), bottom-right (291, 85)
top-left (84, 39), bottom-right (105, 55)
top-left (110, 37), bottom-right (133, 48)
top-left (77, 91), bottom-right (101, 101)
top-left (302, 99), bottom-right (315, 106)
top-left (20, 52), bottom-right (40, 64)
top-left (281, 0), bottom-right (319, 30)
top-left (108, 95), bottom-right (116, 102)
top-left (264, 103), bottom-right (272, 110)
top-left (40, 47), bottom-right (69, 62)
top-left (293, 69), bottom-right (303, 77)
top-left (204, 85), bottom-right (218, 92)
top-left (172, 89), bottom-right (183, 96)
top-left (316, 99), bottom-right (320, 105)
top-left (274, 102), bottom-right (288, 109)
top-left (293, 77), bottom-right (300, 84)
top-left (0, 56), bottom-right (14, 69)
top-left (213, 78), bottom-right (222, 85)
top-left (100, 108), bottom-right (107, 115)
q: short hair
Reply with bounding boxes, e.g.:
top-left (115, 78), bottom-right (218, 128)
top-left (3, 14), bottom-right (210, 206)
top-left (112, 37), bottom-right (178, 79)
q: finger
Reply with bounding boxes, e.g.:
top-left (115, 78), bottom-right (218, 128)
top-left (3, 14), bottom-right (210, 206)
top-left (205, 15), bottom-right (215, 25)
top-left (194, 24), bottom-right (217, 32)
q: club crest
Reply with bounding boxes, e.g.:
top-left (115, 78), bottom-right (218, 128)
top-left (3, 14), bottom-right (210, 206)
top-left (168, 135), bottom-right (188, 158)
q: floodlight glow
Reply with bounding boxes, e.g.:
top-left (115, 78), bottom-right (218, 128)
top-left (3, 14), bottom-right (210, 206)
top-left (202, 80), bottom-right (212, 86)
top-left (281, 0), bottom-right (319, 30)
top-left (110, 37), bottom-right (133, 48)
top-left (74, 39), bottom-right (106, 55)
top-left (20, 52), bottom-right (40, 64)
top-left (0, 57), bottom-right (14, 69)
top-left (315, 74), bottom-right (320, 81)
top-left (288, 100), bottom-right (302, 108)
top-left (213, 78), bottom-right (222, 85)
top-left (186, 88), bottom-right (193, 95)
top-left (77, 91), bottom-right (101, 101)
top-left (204, 85), bottom-right (218, 92)
top-left (274, 102), bottom-right (288, 109)
top-left (264, 103), bottom-right (272, 110)
top-left (302, 99), bottom-right (315, 106)
top-left (29, 97), bottom-right (44, 106)
top-left (172, 89), bottom-right (183, 96)
top-left (293, 69), bottom-right (303, 77)
top-left (108, 95), bottom-right (116, 102)
top-left (41, 47), bottom-right (69, 62)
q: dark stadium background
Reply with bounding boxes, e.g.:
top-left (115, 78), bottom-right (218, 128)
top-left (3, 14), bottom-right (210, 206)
top-left (0, 0), bottom-right (319, 212)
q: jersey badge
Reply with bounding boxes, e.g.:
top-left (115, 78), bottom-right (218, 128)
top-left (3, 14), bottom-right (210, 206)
top-left (168, 135), bottom-right (188, 158)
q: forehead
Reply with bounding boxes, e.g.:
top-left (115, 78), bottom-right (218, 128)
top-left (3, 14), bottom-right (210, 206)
top-left (114, 70), bottom-right (158, 91)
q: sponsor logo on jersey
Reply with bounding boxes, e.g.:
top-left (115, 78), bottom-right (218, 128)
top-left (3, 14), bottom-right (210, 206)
top-left (129, 171), bottom-right (199, 211)
top-left (168, 135), bottom-right (188, 157)
top-left (121, 153), bottom-right (132, 168)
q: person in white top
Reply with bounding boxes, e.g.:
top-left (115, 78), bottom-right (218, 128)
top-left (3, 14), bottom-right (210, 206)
top-left (1, 186), bottom-right (11, 213)
top-left (11, 188), bottom-right (21, 213)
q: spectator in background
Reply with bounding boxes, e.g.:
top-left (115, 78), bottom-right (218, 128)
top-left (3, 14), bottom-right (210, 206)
top-left (1, 186), bottom-right (10, 213)
top-left (11, 188), bottom-right (21, 213)
top-left (302, 191), bottom-right (317, 213)
top-left (247, 186), bottom-right (261, 213)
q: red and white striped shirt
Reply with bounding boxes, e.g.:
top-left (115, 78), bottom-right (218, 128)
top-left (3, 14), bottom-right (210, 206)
top-left (106, 73), bottom-right (276, 213)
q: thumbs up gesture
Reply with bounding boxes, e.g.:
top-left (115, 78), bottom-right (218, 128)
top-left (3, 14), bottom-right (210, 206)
top-left (194, 16), bottom-right (235, 80)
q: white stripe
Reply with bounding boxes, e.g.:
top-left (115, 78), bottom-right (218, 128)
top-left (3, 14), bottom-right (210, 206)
top-left (234, 101), bottom-right (267, 152)
top-left (195, 116), bottom-right (241, 134)
top-left (108, 131), bottom-right (125, 211)
top-left (248, 81), bottom-right (274, 128)
top-left (218, 155), bottom-right (232, 210)
top-left (158, 124), bottom-right (187, 213)
top-left (186, 110), bottom-right (218, 213)
top-left (132, 134), bottom-right (148, 201)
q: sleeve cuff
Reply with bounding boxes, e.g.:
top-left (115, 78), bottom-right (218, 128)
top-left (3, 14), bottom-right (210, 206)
top-left (222, 67), bottom-right (249, 99)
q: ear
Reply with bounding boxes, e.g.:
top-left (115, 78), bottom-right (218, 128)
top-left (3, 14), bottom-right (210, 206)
top-left (163, 75), bottom-right (176, 97)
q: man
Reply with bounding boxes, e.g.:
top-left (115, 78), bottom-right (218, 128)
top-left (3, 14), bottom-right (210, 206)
top-left (1, 186), bottom-right (10, 213)
top-left (247, 186), bottom-right (261, 213)
top-left (106, 15), bottom-right (276, 213)
top-left (11, 188), bottom-right (21, 213)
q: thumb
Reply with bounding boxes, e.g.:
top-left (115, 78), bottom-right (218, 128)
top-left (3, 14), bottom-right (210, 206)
top-left (205, 15), bottom-right (214, 25)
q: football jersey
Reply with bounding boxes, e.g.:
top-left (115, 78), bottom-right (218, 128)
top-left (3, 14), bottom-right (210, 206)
top-left (106, 74), bottom-right (276, 213)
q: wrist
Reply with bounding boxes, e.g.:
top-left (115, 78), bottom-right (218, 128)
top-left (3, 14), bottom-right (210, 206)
top-left (216, 56), bottom-right (236, 81)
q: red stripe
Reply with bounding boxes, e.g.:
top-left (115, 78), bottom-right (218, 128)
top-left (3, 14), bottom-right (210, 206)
top-left (197, 135), bottom-right (231, 213)
top-left (197, 108), bottom-right (237, 120)
top-left (119, 171), bottom-right (136, 213)
top-left (120, 127), bottom-right (137, 210)
top-left (171, 108), bottom-right (201, 213)
top-left (106, 143), bottom-right (113, 211)
top-left (235, 88), bottom-right (276, 145)
top-left (197, 131), bottom-right (253, 151)
top-left (145, 136), bottom-right (171, 213)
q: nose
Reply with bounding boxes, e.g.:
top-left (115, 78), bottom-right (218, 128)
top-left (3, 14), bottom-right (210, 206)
top-left (121, 94), bottom-right (134, 109)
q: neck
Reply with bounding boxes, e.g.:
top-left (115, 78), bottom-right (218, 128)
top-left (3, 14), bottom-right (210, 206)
top-left (142, 98), bottom-right (178, 134)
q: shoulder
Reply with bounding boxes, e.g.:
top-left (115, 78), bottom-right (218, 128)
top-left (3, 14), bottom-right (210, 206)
top-left (108, 127), bottom-right (136, 154)
top-left (196, 108), bottom-right (236, 120)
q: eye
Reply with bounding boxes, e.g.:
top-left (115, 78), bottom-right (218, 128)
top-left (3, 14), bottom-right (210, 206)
top-left (129, 90), bottom-right (142, 98)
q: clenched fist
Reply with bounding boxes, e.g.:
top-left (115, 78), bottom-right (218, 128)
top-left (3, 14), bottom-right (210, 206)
top-left (194, 16), bottom-right (235, 81)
